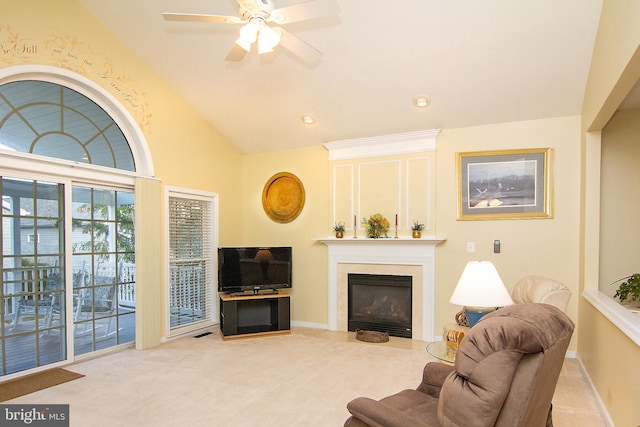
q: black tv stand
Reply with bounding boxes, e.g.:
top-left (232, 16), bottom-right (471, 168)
top-left (219, 292), bottom-right (290, 339)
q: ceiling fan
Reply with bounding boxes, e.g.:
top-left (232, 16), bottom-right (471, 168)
top-left (162, 0), bottom-right (339, 63)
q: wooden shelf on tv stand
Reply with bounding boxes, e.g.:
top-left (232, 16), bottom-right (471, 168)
top-left (223, 289), bottom-right (282, 299)
top-left (219, 292), bottom-right (291, 340)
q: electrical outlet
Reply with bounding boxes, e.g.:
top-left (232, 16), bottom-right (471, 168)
top-left (466, 242), bottom-right (475, 253)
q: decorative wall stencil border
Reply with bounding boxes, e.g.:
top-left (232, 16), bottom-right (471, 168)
top-left (0, 24), bottom-right (151, 133)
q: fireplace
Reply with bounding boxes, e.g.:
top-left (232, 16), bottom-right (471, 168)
top-left (348, 273), bottom-right (412, 338)
top-left (316, 237), bottom-right (444, 342)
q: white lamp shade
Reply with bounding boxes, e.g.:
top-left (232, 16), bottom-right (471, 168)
top-left (450, 261), bottom-right (514, 307)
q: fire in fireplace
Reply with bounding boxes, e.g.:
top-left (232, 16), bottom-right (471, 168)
top-left (348, 273), bottom-right (412, 338)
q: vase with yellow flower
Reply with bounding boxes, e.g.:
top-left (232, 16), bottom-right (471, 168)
top-left (362, 213), bottom-right (390, 238)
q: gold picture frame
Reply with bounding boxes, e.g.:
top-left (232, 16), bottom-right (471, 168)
top-left (262, 172), bottom-right (306, 223)
top-left (457, 148), bottom-right (553, 220)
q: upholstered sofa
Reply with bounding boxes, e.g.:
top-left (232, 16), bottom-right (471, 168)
top-left (344, 303), bottom-right (574, 427)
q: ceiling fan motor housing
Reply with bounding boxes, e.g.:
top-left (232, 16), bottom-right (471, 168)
top-left (238, 0), bottom-right (275, 21)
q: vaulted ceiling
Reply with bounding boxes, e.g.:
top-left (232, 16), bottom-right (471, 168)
top-left (77, 0), bottom-right (603, 153)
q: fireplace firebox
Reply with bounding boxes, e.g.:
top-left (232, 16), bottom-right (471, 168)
top-left (348, 273), bottom-right (412, 338)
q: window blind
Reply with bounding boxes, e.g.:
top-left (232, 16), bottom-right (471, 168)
top-left (168, 195), bottom-right (213, 330)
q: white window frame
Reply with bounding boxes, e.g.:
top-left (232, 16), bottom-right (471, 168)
top-left (164, 186), bottom-right (218, 338)
top-left (0, 65), bottom-right (153, 376)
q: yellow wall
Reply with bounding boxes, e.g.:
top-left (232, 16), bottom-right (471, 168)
top-left (579, 1), bottom-right (640, 425)
top-left (579, 304), bottom-right (640, 426)
top-left (242, 145), bottom-right (329, 325)
top-left (1, 0), bottom-right (245, 346)
top-left (581, 1), bottom-right (640, 132)
top-left (434, 117), bottom-right (582, 343)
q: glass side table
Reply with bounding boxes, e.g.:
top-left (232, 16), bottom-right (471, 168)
top-left (426, 340), bottom-right (457, 364)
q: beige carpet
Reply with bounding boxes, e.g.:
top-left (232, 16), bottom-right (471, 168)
top-left (0, 368), bottom-right (85, 402)
top-left (6, 330), bottom-right (431, 426)
top-left (4, 328), bottom-right (606, 427)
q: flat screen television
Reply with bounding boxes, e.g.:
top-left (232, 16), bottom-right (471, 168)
top-left (218, 246), bottom-right (292, 294)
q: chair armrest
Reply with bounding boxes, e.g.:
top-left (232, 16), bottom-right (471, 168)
top-left (416, 362), bottom-right (455, 397)
top-left (346, 396), bottom-right (423, 427)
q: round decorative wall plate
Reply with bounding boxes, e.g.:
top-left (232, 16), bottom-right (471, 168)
top-left (262, 172), bottom-right (305, 223)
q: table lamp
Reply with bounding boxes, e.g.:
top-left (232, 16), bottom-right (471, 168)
top-left (449, 261), bottom-right (513, 327)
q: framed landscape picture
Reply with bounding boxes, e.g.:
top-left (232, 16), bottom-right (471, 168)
top-left (457, 148), bottom-right (553, 220)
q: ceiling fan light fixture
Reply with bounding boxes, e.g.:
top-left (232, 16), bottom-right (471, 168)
top-left (258, 25), bottom-right (281, 54)
top-left (236, 21), bottom-right (258, 51)
top-left (413, 96), bottom-right (431, 108)
top-left (235, 36), bottom-right (254, 52)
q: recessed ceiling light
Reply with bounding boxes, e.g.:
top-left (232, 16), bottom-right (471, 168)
top-left (301, 115), bottom-right (315, 124)
top-left (413, 96), bottom-right (431, 108)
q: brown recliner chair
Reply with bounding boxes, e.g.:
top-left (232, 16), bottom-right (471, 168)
top-left (344, 303), bottom-right (574, 427)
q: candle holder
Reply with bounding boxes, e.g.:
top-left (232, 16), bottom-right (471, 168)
top-left (394, 214), bottom-right (399, 238)
top-left (353, 216), bottom-right (358, 239)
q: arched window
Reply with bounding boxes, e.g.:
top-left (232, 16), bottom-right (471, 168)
top-left (0, 80), bottom-right (135, 171)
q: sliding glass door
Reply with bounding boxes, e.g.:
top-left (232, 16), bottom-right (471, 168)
top-left (1, 177), bottom-right (66, 375)
top-left (0, 176), bottom-right (136, 376)
top-left (71, 186), bottom-right (136, 356)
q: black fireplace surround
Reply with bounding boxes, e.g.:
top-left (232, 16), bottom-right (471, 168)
top-left (348, 273), bottom-right (412, 338)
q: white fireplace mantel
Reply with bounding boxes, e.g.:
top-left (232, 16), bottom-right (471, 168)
top-left (315, 236), bottom-right (445, 341)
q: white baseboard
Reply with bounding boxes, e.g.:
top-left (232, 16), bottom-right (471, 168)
top-left (291, 320), bottom-right (329, 330)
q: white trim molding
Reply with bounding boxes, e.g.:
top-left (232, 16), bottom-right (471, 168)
top-left (323, 129), bottom-right (441, 161)
top-left (583, 289), bottom-right (640, 347)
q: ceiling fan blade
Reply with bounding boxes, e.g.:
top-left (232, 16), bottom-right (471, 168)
top-left (270, 0), bottom-right (340, 25)
top-left (277, 27), bottom-right (322, 64)
top-left (162, 12), bottom-right (244, 25)
top-left (225, 44), bottom-right (248, 62)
